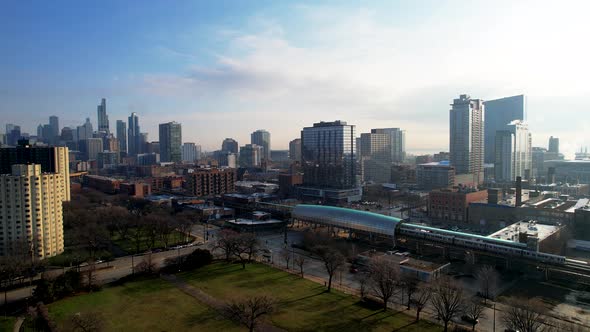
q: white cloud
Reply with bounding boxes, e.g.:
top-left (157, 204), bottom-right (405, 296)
top-left (140, 2), bottom-right (590, 157)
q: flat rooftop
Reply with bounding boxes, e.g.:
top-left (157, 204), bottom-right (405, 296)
top-left (488, 220), bottom-right (561, 242)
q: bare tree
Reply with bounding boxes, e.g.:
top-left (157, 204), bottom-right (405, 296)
top-left (431, 277), bottom-right (465, 332)
top-left (72, 220), bottom-right (109, 260)
top-left (216, 229), bottom-right (239, 261)
top-left (230, 233), bottom-right (259, 269)
top-left (411, 284), bottom-right (432, 322)
top-left (313, 245), bottom-right (345, 292)
top-left (224, 296), bottom-right (276, 332)
top-left (68, 311), bottom-right (104, 332)
top-left (294, 254), bottom-right (306, 278)
top-left (464, 298), bottom-right (485, 331)
top-left (368, 257), bottom-right (400, 310)
top-left (502, 297), bottom-right (548, 332)
top-left (280, 247), bottom-right (292, 269)
top-left (400, 274), bottom-right (419, 310)
top-left (475, 265), bottom-right (499, 303)
top-left (356, 272), bottom-right (370, 300)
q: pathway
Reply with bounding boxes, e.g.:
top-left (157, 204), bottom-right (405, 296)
top-left (160, 274), bottom-right (285, 332)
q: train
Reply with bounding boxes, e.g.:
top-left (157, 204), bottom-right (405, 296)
top-left (397, 223), bottom-right (566, 265)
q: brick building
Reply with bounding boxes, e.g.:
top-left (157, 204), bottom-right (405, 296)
top-left (428, 188), bottom-right (488, 222)
top-left (185, 168), bottom-right (236, 197)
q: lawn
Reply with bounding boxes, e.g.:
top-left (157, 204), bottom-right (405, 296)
top-left (48, 277), bottom-right (242, 332)
top-left (111, 230), bottom-right (194, 254)
top-left (0, 316), bottom-right (16, 331)
top-left (181, 262), bottom-right (442, 332)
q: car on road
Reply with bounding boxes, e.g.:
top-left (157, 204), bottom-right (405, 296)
top-left (349, 266), bottom-right (359, 273)
top-left (461, 315), bottom-right (478, 325)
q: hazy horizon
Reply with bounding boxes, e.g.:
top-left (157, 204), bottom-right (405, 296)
top-left (2, 1), bottom-right (589, 158)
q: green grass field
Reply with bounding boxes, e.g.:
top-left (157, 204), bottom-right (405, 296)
top-left (181, 262), bottom-right (441, 332)
top-left (0, 316), bottom-right (16, 331)
top-left (111, 230), bottom-right (194, 254)
top-left (48, 277), bottom-right (241, 332)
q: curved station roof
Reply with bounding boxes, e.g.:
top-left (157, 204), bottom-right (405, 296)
top-left (292, 204), bottom-right (402, 237)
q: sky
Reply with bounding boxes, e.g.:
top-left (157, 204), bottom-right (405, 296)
top-left (1, 0), bottom-right (589, 158)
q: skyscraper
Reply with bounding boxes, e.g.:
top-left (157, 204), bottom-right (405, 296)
top-left (97, 98), bottom-right (109, 133)
top-left (239, 144), bottom-right (262, 167)
top-left (49, 115), bottom-right (59, 138)
top-left (301, 120), bottom-right (357, 189)
top-left (484, 95), bottom-right (526, 164)
top-left (251, 130), bottom-right (271, 162)
top-left (450, 95), bottom-right (484, 181)
top-left (77, 118), bottom-right (93, 141)
top-left (221, 138), bottom-right (239, 154)
top-left (127, 113), bottom-right (140, 156)
top-left (182, 142), bottom-right (201, 163)
top-left (494, 121), bottom-right (532, 181)
top-left (360, 132), bottom-right (391, 183)
top-left (371, 128), bottom-right (406, 163)
top-left (116, 120), bottom-right (127, 154)
top-left (289, 138), bottom-right (302, 163)
top-left (548, 136), bottom-right (560, 154)
top-left (159, 122), bottom-right (182, 163)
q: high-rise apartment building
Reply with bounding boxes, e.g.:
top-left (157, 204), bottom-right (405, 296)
top-left (239, 144), bottom-right (262, 167)
top-left (494, 121), bottom-right (532, 181)
top-left (159, 122), bottom-right (182, 163)
top-left (82, 138), bottom-right (103, 161)
top-left (181, 142), bottom-right (201, 163)
top-left (371, 128), bottom-right (406, 163)
top-left (0, 164), bottom-right (67, 259)
top-left (289, 138), bottom-right (301, 163)
top-left (97, 98), bottom-right (109, 133)
top-left (221, 138), bottom-right (239, 154)
top-left (116, 120), bottom-right (127, 154)
top-left (548, 136), bottom-right (560, 154)
top-left (127, 113), bottom-right (140, 156)
top-left (360, 132), bottom-right (391, 183)
top-left (484, 95), bottom-right (526, 164)
top-left (301, 120), bottom-right (356, 189)
top-left (450, 94), bottom-right (484, 182)
top-left (0, 141), bottom-right (70, 201)
top-left (251, 130), bottom-right (271, 162)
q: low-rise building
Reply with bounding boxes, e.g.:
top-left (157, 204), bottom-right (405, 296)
top-left (185, 168), bottom-right (236, 197)
top-left (428, 188), bottom-right (488, 222)
top-left (416, 161), bottom-right (455, 190)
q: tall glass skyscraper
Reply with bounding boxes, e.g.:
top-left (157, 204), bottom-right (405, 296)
top-left (370, 128), bottom-right (406, 163)
top-left (159, 122), bottom-right (182, 163)
top-left (221, 138), bottom-right (239, 154)
top-left (484, 95), bottom-right (526, 164)
top-left (116, 120), bottom-right (127, 154)
top-left (450, 94), bottom-right (484, 180)
top-left (97, 98), bottom-right (109, 133)
top-left (301, 120), bottom-right (356, 189)
top-left (251, 130), bottom-right (271, 162)
top-left (127, 113), bottom-right (140, 156)
top-left (494, 120), bottom-right (532, 181)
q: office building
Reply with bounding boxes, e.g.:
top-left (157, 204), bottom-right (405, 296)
top-left (60, 127), bottom-right (74, 143)
top-left (239, 144), bottom-right (262, 167)
top-left (222, 138), bottom-right (239, 154)
top-left (182, 142), bottom-right (201, 163)
top-left (49, 116), bottom-right (59, 139)
top-left (81, 138), bottom-right (103, 161)
top-left (360, 132), bottom-right (391, 183)
top-left (549, 136), bottom-right (560, 154)
top-left (139, 133), bottom-right (149, 154)
top-left (77, 118), bottom-right (93, 141)
top-left (494, 121), bottom-right (532, 182)
top-left (450, 94), bottom-right (484, 182)
top-left (416, 161), bottom-right (456, 190)
top-left (0, 141), bottom-right (70, 201)
top-left (484, 95), bottom-right (526, 164)
top-left (251, 130), bottom-right (271, 162)
top-left (137, 153), bottom-right (160, 166)
top-left (97, 151), bottom-right (119, 169)
top-left (116, 120), bottom-right (127, 154)
top-left (0, 164), bottom-right (67, 259)
top-left (97, 98), bottom-right (109, 133)
top-left (6, 125), bottom-right (21, 146)
top-left (371, 128), bottom-right (406, 163)
top-left (299, 121), bottom-right (361, 203)
top-left (289, 138), bottom-right (301, 163)
top-left (185, 168), bottom-right (237, 197)
top-left (159, 122), bottom-right (182, 163)
top-left (127, 113), bottom-right (140, 156)
top-left (215, 151), bottom-right (237, 168)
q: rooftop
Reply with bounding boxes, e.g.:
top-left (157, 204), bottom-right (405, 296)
top-left (488, 220), bottom-right (561, 242)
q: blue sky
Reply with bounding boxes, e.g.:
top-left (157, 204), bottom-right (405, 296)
top-left (1, 1), bottom-right (589, 157)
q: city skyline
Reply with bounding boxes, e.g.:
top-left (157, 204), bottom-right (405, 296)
top-left (2, 2), bottom-right (590, 158)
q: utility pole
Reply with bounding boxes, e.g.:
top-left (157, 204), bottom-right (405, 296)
top-left (493, 302), bottom-right (496, 332)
